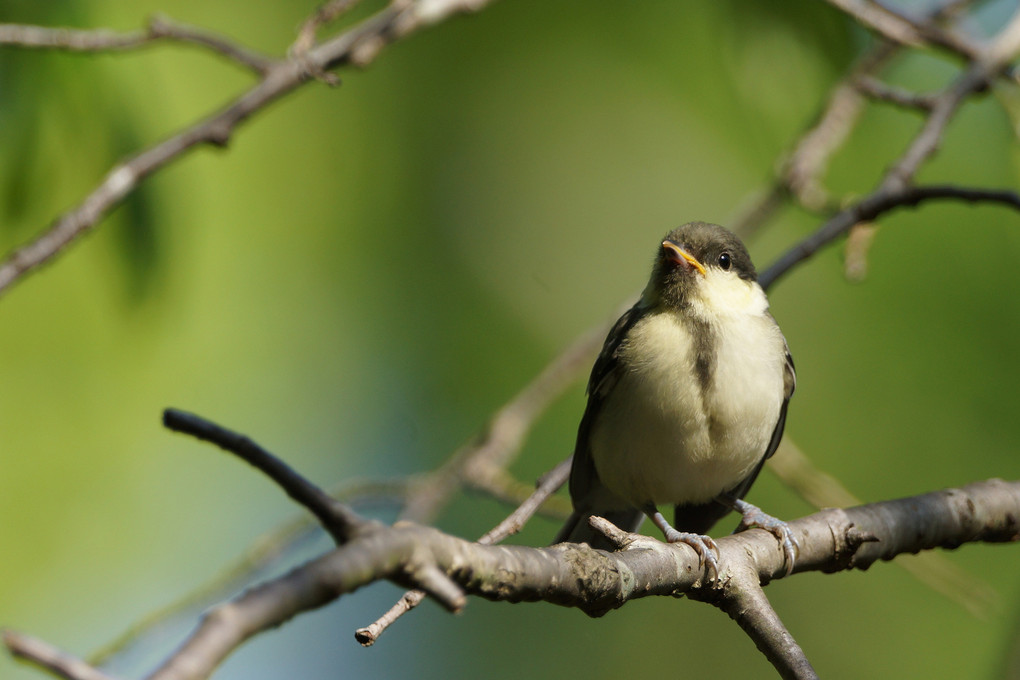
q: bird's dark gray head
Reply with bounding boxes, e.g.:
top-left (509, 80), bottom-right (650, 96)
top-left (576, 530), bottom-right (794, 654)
top-left (645, 222), bottom-right (758, 309)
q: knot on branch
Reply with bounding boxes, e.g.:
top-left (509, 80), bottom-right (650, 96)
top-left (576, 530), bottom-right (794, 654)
top-left (821, 509), bottom-right (878, 571)
top-left (556, 543), bottom-right (633, 618)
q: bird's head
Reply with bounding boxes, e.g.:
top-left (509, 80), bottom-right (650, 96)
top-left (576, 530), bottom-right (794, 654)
top-left (643, 222), bottom-right (760, 312)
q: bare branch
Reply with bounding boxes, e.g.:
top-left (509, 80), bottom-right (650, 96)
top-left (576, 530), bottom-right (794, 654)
top-left (737, 0), bottom-right (1002, 236)
top-left (853, 75), bottom-right (938, 111)
top-left (885, 72), bottom-right (987, 188)
top-left (292, 0), bottom-right (364, 55)
top-left (163, 409), bottom-right (367, 544)
top-left (0, 23), bottom-right (146, 50)
top-left (982, 4), bottom-right (1020, 66)
top-left (757, 10), bottom-right (1020, 290)
top-left (89, 476), bottom-right (417, 667)
top-left (0, 0), bottom-right (501, 299)
top-left (146, 15), bottom-right (276, 74)
top-left (880, 0), bottom-right (1010, 64)
top-left (761, 184), bottom-right (1020, 290)
top-left (356, 457), bottom-right (572, 646)
top-left (703, 570), bottom-right (818, 680)
top-left (2, 631), bottom-right (117, 680)
top-left (116, 479), bottom-right (1020, 679)
top-left (823, 0), bottom-right (926, 47)
top-left (0, 17), bottom-right (275, 74)
top-left (479, 458), bottom-right (572, 543)
top-left (348, 313), bottom-right (622, 646)
top-left (733, 41), bottom-right (901, 231)
top-left (823, 0), bottom-right (987, 63)
top-left (768, 440), bottom-right (999, 617)
top-left (399, 313), bottom-right (614, 523)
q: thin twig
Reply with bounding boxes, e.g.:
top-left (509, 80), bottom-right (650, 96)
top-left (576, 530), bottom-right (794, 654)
top-left (353, 306), bottom-right (621, 643)
top-left (478, 458), bottom-right (573, 541)
top-left (0, 16), bottom-right (275, 75)
top-left (398, 313), bottom-right (616, 523)
top-left (761, 184), bottom-right (1020, 290)
top-left (355, 457), bottom-right (572, 646)
top-left (0, 24), bottom-right (146, 50)
top-left (876, 0), bottom-right (1002, 63)
top-left (733, 40), bottom-right (900, 233)
top-left (147, 15), bottom-right (276, 75)
top-left (292, 0), bottom-right (364, 55)
top-left (885, 67), bottom-right (990, 189)
top-left (163, 409), bottom-right (367, 543)
top-left (853, 75), bottom-right (938, 111)
top-left (776, 3), bottom-right (1020, 256)
top-left (3, 631), bottom-right (117, 680)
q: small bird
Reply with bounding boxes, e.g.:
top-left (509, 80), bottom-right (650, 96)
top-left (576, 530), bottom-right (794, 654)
top-left (555, 222), bottom-right (796, 575)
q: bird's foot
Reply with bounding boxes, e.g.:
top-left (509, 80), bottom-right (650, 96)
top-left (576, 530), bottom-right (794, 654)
top-left (662, 528), bottom-right (720, 580)
top-left (732, 499), bottom-right (798, 575)
top-left (647, 508), bottom-right (720, 580)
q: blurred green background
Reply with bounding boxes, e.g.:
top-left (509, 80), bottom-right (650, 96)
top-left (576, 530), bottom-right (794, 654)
top-left (2, 0), bottom-right (1020, 678)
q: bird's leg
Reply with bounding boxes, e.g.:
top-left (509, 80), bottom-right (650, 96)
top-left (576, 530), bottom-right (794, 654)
top-left (645, 505), bottom-right (719, 580)
top-left (720, 496), bottom-right (798, 575)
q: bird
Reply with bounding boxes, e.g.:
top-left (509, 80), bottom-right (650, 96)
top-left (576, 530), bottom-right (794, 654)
top-left (554, 221), bottom-right (796, 576)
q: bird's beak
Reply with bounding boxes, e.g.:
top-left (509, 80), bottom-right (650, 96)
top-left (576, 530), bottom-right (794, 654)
top-left (662, 241), bottom-right (706, 276)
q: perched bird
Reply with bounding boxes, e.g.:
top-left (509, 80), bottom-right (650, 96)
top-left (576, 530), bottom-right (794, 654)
top-left (554, 222), bottom-right (796, 574)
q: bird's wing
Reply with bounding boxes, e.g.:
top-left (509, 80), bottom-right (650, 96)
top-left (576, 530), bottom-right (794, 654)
top-left (554, 302), bottom-right (646, 546)
top-left (568, 301), bottom-right (643, 504)
top-left (764, 344), bottom-right (796, 462)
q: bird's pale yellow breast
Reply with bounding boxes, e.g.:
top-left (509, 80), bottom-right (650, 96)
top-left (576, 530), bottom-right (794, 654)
top-left (590, 274), bottom-right (785, 507)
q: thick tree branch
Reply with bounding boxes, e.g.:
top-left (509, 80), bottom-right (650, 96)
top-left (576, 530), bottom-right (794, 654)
top-left (25, 478), bottom-right (1008, 680)
top-left (769, 439), bottom-right (999, 616)
top-left (350, 312), bottom-right (626, 645)
top-left (7, 400), bottom-right (1020, 680)
top-left (823, 0), bottom-right (994, 66)
top-left (88, 476), bottom-right (419, 668)
top-left (355, 457), bottom-right (572, 646)
top-left (823, 0), bottom-right (926, 47)
top-left (704, 570), bottom-right (818, 680)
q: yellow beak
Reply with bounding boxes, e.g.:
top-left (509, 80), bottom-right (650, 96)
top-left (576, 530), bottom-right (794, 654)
top-left (662, 241), bottom-right (706, 276)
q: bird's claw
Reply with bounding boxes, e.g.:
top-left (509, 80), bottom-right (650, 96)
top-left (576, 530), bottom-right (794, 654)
top-left (733, 499), bottom-right (798, 576)
top-left (662, 529), bottom-right (720, 581)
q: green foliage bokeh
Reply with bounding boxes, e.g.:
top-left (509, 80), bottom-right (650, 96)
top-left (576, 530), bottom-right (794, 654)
top-left (2, 1), bottom-right (1019, 678)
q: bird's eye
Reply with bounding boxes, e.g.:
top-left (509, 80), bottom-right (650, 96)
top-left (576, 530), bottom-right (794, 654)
top-left (718, 253), bottom-right (731, 270)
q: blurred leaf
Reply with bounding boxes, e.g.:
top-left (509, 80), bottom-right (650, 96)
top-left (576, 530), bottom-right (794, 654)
top-left (105, 113), bottom-right (164, 303)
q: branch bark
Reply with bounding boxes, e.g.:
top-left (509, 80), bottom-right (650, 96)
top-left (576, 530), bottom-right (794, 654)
top-left (15, 477), bottom-right (1012, 680)
top-left (0, 0), bottom-right (500, 298)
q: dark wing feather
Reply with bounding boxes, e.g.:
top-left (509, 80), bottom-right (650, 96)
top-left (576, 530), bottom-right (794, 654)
top-left (553, 302), bottom-right (647, 546)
